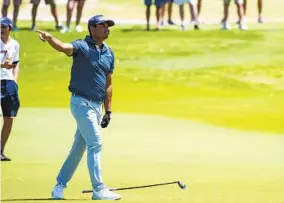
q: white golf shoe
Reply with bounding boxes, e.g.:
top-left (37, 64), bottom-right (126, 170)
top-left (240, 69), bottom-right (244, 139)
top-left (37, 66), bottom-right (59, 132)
top-left (221, 22), bottom-right (231, 30)
top-left (92, 188), bottom-right (122, 200)
top-left (60, 26), bottom-right (71, 34)
top-left (51, 184), bottom-right (65, 200)
top-left (75, 25), bottom-right (83, 33)
top-left (239, 21), bottom-right (248, 31)
top-left (258, 16), bottom-right (264, 24)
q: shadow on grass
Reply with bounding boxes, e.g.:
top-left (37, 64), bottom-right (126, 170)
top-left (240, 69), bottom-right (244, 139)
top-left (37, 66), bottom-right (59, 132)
top-left (120, 27), bottom-right (174, 33)
top-left (13, 27), bottom-right (58, 32)
top-left (1, 198), bottom-right (87, 201)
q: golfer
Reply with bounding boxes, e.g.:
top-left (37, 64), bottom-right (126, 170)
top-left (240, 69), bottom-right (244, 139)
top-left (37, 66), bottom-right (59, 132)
top-left (36, 14), bottom-right (121, 200)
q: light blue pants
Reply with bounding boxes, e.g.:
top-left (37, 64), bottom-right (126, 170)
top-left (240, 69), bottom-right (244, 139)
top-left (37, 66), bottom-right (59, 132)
top-left (56, 95), bottom-right (105, 191)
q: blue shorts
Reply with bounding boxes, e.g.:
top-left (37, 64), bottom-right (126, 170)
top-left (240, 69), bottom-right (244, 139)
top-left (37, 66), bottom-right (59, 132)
top-left (144, 0), bottom-right (169, 7)
top-left (1, 80), bottom-right (20, 117)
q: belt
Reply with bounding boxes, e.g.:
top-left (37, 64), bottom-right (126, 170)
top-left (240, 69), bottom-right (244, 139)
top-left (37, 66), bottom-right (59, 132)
top-left (71, 93), bottom-right (102, 104)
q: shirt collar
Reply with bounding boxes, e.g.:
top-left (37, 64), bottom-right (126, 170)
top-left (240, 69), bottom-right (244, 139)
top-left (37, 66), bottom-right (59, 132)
top-left (84, 35), bottom-right (109, 52)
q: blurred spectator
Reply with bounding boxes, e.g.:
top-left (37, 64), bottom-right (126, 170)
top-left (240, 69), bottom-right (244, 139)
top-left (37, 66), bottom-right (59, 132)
top-left (197, 0), bottom-right (202, 20)
top-left (162, 0), bottom-right (175, 25)
top-left (243, 0), bottom-right (264, 23)
top-left (221, 0), bottom-right (247, 30)
top-left (174, 0), bottom-right (199, 30)
top-left (31, 0), bottom-right (63, 31)
top-left (60, 0), bottom-right (86, 33)
top-left (1, 0), bottom-right (21, 31)
top-left (167, 0), bottom-right (175, 24)
top-left (1, 17), bottom-right (20, 161)
top-left (144, 0), bottom-right (168, 31)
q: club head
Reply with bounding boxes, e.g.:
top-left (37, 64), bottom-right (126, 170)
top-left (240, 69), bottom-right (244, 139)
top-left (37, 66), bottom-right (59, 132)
top-left (177, 181), bottom-right (186, 189)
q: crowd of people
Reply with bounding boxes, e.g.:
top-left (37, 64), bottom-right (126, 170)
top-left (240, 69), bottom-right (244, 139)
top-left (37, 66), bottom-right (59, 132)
top-left (145, 0), bottom-right (264, 30)
top-left (1, 0), bottom-right (86, 33)
top-left (1, 0), bottom-right (264, 32)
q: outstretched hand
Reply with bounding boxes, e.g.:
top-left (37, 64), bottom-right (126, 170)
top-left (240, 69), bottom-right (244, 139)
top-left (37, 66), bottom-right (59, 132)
top-left (36, 30), bottom-right (52, 42)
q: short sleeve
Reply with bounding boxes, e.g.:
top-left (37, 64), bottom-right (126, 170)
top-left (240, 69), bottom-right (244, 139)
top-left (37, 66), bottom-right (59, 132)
top-left (12, 42), bottom-right (20, 63)
top-left (70, 39), bottom-right (82, 56)
top-left (109, 48), bottom-right (115, 73)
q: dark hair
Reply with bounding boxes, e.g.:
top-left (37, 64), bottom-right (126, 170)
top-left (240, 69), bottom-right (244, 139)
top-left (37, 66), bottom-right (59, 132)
top-left (88, 24), bottom-right (96, 36)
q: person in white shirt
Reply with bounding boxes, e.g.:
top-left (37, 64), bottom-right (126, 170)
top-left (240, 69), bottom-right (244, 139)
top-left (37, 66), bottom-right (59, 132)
top-left (0, 17), bottom-right (20, 161)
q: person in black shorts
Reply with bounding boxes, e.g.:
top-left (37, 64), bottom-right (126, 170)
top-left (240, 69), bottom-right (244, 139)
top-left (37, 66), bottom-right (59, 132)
top-left (1, 17), bottom-right (20, 161)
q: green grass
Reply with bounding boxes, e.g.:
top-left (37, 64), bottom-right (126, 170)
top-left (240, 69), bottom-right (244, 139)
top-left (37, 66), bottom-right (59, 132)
top-left (14, 21), bottom-right (284, 134)
top-left (2, 5), bottom-right (284, 203)
top-left (1, 108), bottom-right (284, 203)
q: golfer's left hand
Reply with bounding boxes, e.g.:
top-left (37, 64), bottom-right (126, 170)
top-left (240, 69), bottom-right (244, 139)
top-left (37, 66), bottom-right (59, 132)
top-left (101, 111), bottom-right (111, 128)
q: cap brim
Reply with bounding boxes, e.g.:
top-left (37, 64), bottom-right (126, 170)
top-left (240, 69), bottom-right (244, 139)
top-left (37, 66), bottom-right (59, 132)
top-left (0, 23), bottom-right (10, 27)
top-left (105, 20), bottom-right (115, 27)
top-left (96, 20), bottom-right (115, 27)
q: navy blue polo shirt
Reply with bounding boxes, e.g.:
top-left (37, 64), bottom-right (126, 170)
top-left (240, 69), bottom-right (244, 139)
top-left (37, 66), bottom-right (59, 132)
top-left (68, 36), bottom-right (115, 102)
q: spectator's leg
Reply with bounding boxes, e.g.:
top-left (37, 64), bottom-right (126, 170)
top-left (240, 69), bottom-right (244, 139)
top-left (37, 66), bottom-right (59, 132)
top-left (66, 0), bottom-right (75, 29)
top-left (1, 117), bottom-right (14, 158)
top-left (223, 1), bottom-right (230, 23)
top-left (167, 0), bottom-right (175, 24)
top-left (146, 5), bottom-right (151, 30)
top-left (189, 2), bottom-right (199, 29)
top-left (178, 4), bottom-right (185, 30)
top-left (31, 2), bottom-right (39, 29)
top-left (236, 2), bottom-right (244, 22)
top-left (160, 2), bottom-right (166, 25)
top-left (12, 0), bottom-right (21, 29)
top-left (258, 0), bottom-right (263, 16)
top-left (197, 0), bottom-right (202, 16)
top-left (243, 0), bottom-right (247, 16)
top-left (222, 0), bottom-right (231, 29)
top-left (258, 0), bottom-right (263, 23)
top-left (2, 0), bottom-right (10, 17)
top-left (49, 1), bottom-right (60, 26)
top-left (75, 0), bottom-right (85, 26)
top-left (155, 6), bottom-right (159, 29)
top-left (158, 2), bottom-right (166, 29)
top-left (236, 1), bottom-right (247, 29)
top-left (156, 5), bottom-right (164, 30)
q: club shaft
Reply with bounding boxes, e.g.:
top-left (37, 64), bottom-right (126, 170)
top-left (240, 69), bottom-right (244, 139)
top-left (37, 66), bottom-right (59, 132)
top-left (82, 181), bottom-right (178, 193)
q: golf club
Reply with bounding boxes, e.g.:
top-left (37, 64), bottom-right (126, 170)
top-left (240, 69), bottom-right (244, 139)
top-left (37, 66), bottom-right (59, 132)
top-left (82, 181), bottom-right (186, 193)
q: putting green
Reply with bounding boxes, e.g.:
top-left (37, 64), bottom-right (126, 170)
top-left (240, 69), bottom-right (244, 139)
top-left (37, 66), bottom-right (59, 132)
top-left (1, 108), bottom-right (284, 202)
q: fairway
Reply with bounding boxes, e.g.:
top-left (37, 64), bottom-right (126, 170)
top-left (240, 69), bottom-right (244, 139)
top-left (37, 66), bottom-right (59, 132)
top-left (1, 108), bottom-right (284, 203)
top-left (1, 1), bottom-right (284, 201)
top-left (11, 22), bottom-right (284, 134)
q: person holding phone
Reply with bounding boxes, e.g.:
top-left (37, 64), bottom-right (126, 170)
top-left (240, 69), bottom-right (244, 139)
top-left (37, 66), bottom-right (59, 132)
top-left (0, 17), bottom-right (20, 161)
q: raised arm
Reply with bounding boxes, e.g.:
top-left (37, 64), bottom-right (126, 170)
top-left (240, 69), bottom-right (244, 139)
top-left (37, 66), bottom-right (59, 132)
top-left (36, 30), bottom-right (73, 56)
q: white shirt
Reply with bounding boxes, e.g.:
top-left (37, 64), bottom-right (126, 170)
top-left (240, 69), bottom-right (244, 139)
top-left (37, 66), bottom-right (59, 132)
top-left (0, 37), bottom-right (20, 80)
